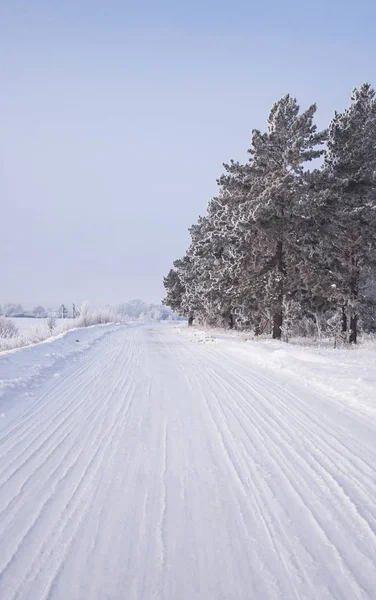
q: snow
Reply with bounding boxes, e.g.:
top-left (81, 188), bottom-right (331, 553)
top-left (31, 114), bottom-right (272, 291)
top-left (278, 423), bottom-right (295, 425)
top-left (0, 323), bottom-right (375, 599)
top-left (1, 310), bottom-right (115, 353)
top-left (189, 329), bottom-right (376, 419)
top-left (0, 324), bottom-right (119, 408)
top-left (0, 318), bottom-right (81, 353)
top-left (10, 318), bottom-right (76, 334)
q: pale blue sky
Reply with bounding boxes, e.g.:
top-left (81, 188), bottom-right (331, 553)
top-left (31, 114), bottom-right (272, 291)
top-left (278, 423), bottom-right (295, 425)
top-left (1, 0), bottom-right (375, 307)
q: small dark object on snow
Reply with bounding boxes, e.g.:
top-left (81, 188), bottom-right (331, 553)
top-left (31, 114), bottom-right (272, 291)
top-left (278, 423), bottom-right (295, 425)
top-left (76, 339), bottom-right (80, 342)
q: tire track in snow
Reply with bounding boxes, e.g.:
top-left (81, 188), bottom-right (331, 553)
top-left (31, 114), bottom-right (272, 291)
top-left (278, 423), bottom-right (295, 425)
top-left (0, 325), bottom-right (375, 600)
top-left (214, 352), bottom-right (376, 540)
top-left (0, 333), bottom-right (131, 517)
top-left (0, 329), bottom-right (135, 599)
top-left (0, 334), bottom-right (115, 447)
top-left (40, 336), bottom-right (142, 600)
top-left (176, 335), bottom-right (376, 599)
top-left (178, 345), bottom-right (308, 599)
top-left (0, 336), bottom-right (117, 487)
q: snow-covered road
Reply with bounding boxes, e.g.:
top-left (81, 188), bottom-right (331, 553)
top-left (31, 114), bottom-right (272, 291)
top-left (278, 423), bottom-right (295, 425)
top-left (0, 324), bottom-right (375, 599)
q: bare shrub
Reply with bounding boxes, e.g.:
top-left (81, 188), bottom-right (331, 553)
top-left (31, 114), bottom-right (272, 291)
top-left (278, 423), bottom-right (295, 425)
top-left (0, 316), bottom-right (18, 339)
top-left (47, 315), bottom-right (57, 334)
top-left (78, 301), bottom-right (92, 327)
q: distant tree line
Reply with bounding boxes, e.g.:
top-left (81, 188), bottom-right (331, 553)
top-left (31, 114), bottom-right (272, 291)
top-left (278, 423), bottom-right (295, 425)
top-left (117, 299), bottom-right (182, 321)
top-left (0, 303), bottom-right (79, 319)
top-left (163, 83), bottom-right (376, 343)
top-left (0, 300), bottom-right (179, 324)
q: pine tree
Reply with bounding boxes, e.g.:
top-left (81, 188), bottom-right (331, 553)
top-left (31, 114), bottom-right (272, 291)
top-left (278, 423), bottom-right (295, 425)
top-left (187, 205), bottom-right (237, 327)
top-left (163, 85), bottom-right (376, 342)
top-left (215, 162), bottom-right (261, 330)
top-left (163, 255), bottom-right (198, 324)
top-left (180, 159), bottom-right (258, 329)
top-left (163, 268), bottom-right (185, 316)
top-left (244, 95), bottom-right (326, 338)
top-left (322, 83), bottom-right (376, 343)
top-left (59, 304), bottom-right (68, 319)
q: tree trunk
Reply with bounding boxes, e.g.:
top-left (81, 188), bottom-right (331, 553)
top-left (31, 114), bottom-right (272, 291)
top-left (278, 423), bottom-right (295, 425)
top-left (273, 239), bottom-right (283, 340)
top-left (349, 313), bottom-right (357, 344)
top-left (348, 244), bottom-right (359, 344)
top-left (228, 313), bottom-right (234, 329)
top-left (254, 318), bottom-right (261, 337)
top-left (341, 306), bottom-right (347, 333)
top-left (188, 314), bottom-right (194, 327)
top-left (272, 312), bottom-right (283, 339)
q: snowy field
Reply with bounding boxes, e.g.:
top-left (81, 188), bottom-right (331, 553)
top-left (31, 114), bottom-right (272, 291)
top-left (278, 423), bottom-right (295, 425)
top-left (0, 322), bottom-right (375, 599)
top-left (1, 310), bottom-right (114, 353)
top-left (0, 317), bottom-right (81, 353)
top-left (10, 317), bottom-right (76, 334)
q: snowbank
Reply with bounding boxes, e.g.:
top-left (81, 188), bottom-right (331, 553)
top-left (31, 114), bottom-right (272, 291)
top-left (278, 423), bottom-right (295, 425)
top-left (182, 326), bottom-right (376, 418)
top-left (0, 323), bottom-right (119, 407)
top-left (0, 306), bottom-right (116, 352)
